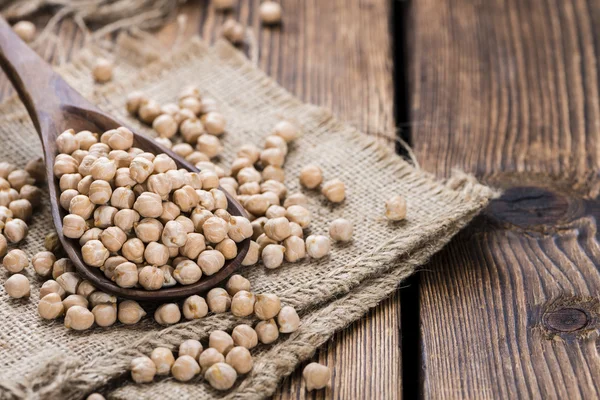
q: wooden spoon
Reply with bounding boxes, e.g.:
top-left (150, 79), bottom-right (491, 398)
top-left (0, 18), bottom-right (249, 301)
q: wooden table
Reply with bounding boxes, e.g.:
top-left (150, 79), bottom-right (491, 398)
top-left (4, 0), bottom-right (600, 398)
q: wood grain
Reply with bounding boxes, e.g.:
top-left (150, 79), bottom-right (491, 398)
top-left (0, 1), bottom-right (399, 398)
top-left (408, 0), bottom-right (600, 397)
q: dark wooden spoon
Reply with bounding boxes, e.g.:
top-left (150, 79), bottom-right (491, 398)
top-left (0, 17), bottom-right (249, 301)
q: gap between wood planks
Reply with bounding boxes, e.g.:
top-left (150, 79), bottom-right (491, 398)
top-left (393, 0), bottom-right (423, 399)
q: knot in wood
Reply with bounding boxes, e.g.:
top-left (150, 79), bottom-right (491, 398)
top-left (543, 308), bottom-right (589, 333)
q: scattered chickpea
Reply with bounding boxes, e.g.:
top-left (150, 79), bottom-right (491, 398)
top-left (262, 244), bottom-right (285, 269)
top-left (151, 347), bottom-right (175, 375)
top-left (254, 293), bottom-right (281, 320)
top-left (242, 240), bottom-right (260, 266)
top-left (303, 362), bottom-right (331, 391)
top-left (226, 274), bottom-right (251, 296)
top-left (38, 293), bottom-right (64, 319)
top-left (56, 272), bottom-right (82, 294)
top-left (40, 280), bottom-right (66, 299)
top-left (13, 21), bottom-right (36, 43)
top-left (197, 249), bottom-right (225, 276)
top-left (277, 305), bottom-right (300, 333)
top-left (285, 205), bottom-right (311, 228)
top-left (199, 347), bottom-right (225, 372)
top-left (299, 165), bottom-right (322, 189)
top-left (385, 195), bottom-right (407, 221)
top-left (263, 217), bottom-right (291, 241)
top-left (4, 218), bottom-right (28, 242)
top-left (255, 319), bottom-right (279, 344)
top-left (328, 218), bottom-right (355, 244)
top-left (64, 305), bottom-right (94, 330)
top-left (305, 235), bottom-right (330, 259)
top-left (62, 294), bottom-right (89, 311)
top-left (179, 339), bottom-right (203, 360)
top-left (76, 280), bottom-right (96, 298)
top-left (154, 303), bottom-right (181, 325)
top-left (153, 114), bottom-right (178, 138)
top-left (118, 300), bottom-right (146, 324)
top-left (232, 324), bottom-right (258, 349)
top-left (3, 249), bottom-right (28, 273)
top-left (5, 274), bottom-right (29, 298)
top-left (209, 330), bottom-right (234, 355)
top-left (92, 303), bottom-right (117, 327)
top-left (231, 290), bottom-right (256, 317)
top-left (171, 355), bottom-right (200, 382)
top-left (173, 260), bottom-right (202, 285)
top-left (322, 179), bottom-right (346, 203)
top-left (283, 236), bottom-right (305, 262)
top-left (93, 58), bottom-right (113, 83)
top-left (205, 362), bottom-right (238, 391)
top-left (222, 19), bottom-right (245, 44)
top-left (138, 99), bottom-right (162, 124)
top-left (202, 112), bottom-right (227, 136)
top-left (130, 356), bottom-right (156, 383)
top-left (273, 120), bottom-right (301, 142)
top-left (225, 346), bottom-right (253, 374)
top-left (259, 1), bottom-right (283, 25)
top-left (206, 287), bottom-right (231, 313)
top-left (139, 266), bottom-right (165, 290)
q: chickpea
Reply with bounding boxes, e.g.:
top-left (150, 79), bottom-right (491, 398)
top-left (118, 300), bottom-right (146, 324)
top-left (285, 205), bottom-right (311, 228)
top-left (289, 222), bottom-right (303, 238)
top-left (3, 249), bottom-right (28, 273)
top-left (321, 179), bottom-right (346, 203)
top-left (138, 99), bottom-right (162, 124)
top-left (199, 348), bottom-right (225, 372)
top-left (133, 192), bottom-right (163, 218)
top-left (92, 303), bottom-right (117, 327)
top-left (171, 355), bottom-right (200, 382)
top-left (62, 294), bottom-right (89, 311)
top-left (226, 274), bottom-right (251, 296)
top-left (54, 154), bottom-right (79, 177)
top-left (231, 290), bottom-right (255, 317)
top-left (139, 266), bottom-right (165, 290)
top-left (209, 330), bottom-right (234, 355)
top-left (0, 188), bottom-right (19, 207)
top-left (88, 291), bottom-right (117, 308)
top-left (152, 114), bottom-right (178, 139)
top-left (126, 91), bottom-right (146, 115)
top-left (99, 226), bottom-right (126, 252)
top-left (255, 319), bottom-right (279, 344)
top-left (256, 233), bottom-right (277, 253)
top-left (4, 218), bottom-right (28, 243)
top-left (93, 58), bottom-right (113, 83)
top-left (154, 303), bottom-right (181, 325)
top-left (82, 240), bottom-right (109, 267)
top-left (4, 273), bottom-right (29, 298)
top-left (186, 151), bottom-right (209, 165)
top-left (38, 292), bottom-right (64, 319)
top-left (130, 356), bottom-right (156, 383)
top-left (265, 205), bottom-right (286, 219)
top-left (179, 233), bottom-right (206, 259)
top-left (259, 1), bottom-right (283, 25)
top-left (0, 206), bottom-right (12, 222)
top-left (182, 295), bottom-right (209, 320)
top-left (299, 165), bottom-right (323, 189)
top-left (114, 168), bottom-right (136, 188)
top-left (120, 238), bottom-right (144, 263)
top-left (206, 287), bottom-right (231, 313)
top-left (178, 339), bottom-right (203, 360)
top-left (262, 244), bottom-right (285, 269)
top-left (242, 240), bottom-right (260, 266)
top-left (69, 194), bottom-right (95, 219)
top-left (283, 236), bottom-right (305, 262)
top-left (180, 118), bottom-right (205, 144)
top-left (134, 218), bottom-right (163, 243)
top-left (52, 258), bottom-right (75, 279)
top-left (56, 272), bottom-right (81, 294)
top-left (197, 134), bottom-right (223, 158)
top-left (19, 185), bottom-right (41, 209)
top-left (151, 347), bottom-right (175, 375)
top-left (273, 120), bottom-right (301, 142)
top-left (154, 137), bottom-right (172, 149)
top-left (385, 195), bottom-right (407, 221)
top-left (225, 346), bottom-right (253, 374)
top-left (254, 293), bottom-right (281, 320)
top-left (205, 362), bottom-right (237, 391)
top-left (75, 130), bottom-right (98, 150)
top-left (202, 112), bottom-right (226, 136)
top-left (265, 134), bottom-right (288, 155)
top-left (244, 194), bottom-right (269, 216)
top-left (64, 305), bottom-right (94, 330)
top-left (264, 217), bottom-right (291, 241)
top-left (63, 214), bottom-right (87, 239)
top-left (153, 154), bottom-right (177, 174)
top-left (0, 234), bottom-right (6, 259)
top-left (283, 193), bottom-right (308, 208)
top-left (94, 205), bottom-right (118, 228)
top-left (261, 179), bottom-right (287, 200)
top-left (232, 324), bottom-right (258, 349)
top-left (303, 362), bottom-right (331, 391)
top-left (260, 148), bottom-right (284, 168)
top-left (179, 96), bottom-right (202, 115)
top-left (173, 185), bottom-right (199, 212)
top-left (113, 262), bottom-right (139, 288)
top-left (86, 394), bottom-right (105, 400)
top-left (111, 187), bottom-right (135, 209)
top-left (13, 21), bottom-right (36, 42)
top-left (108, 127), bottom-right (134, 150)
top-left (197, 250), bottom-right (225, 276)
top-left (200, 169), bottom-right (220, 189)
top-left (173, 260), bottom-right (202, 285)
top-left (262, 165), bottom-right (285, 182)
top-left (216, 238), bottom-right (237, 260)
top-left (76, 280), bottom-right (96, 298)
top-left (329, 218), bottom-right (354, 241)
top-left (32, 251), bottom-right (56, 277)
top-left (40, 280), bottom-right (66, 299)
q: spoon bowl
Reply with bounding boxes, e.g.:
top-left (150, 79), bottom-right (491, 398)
top-left (0, 17), bottom-right (249, 301)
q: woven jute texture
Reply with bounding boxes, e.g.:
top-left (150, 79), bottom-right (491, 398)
top-left (0, 36), bottom-right (494, 399)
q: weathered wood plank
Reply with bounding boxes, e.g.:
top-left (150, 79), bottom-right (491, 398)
top-left (408, 0), bottom-right (600, 398)
top-left (0, 1), bottom-right (400, 398)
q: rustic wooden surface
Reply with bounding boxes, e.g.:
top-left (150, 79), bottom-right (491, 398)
top-left (0, 1), bottom-right (401, 399)
top-left (409, 0), bottom-right (600, 398)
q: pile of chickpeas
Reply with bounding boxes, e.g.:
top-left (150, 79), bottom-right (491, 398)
top-left (131, 273), bottom-right (309, 391)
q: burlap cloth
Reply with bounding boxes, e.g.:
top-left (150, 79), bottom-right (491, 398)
top-left (0, 35), bottom-right (494, 399)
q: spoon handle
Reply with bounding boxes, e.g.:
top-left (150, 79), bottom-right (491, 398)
top-left (0, 17), bottom-right (89, 137)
